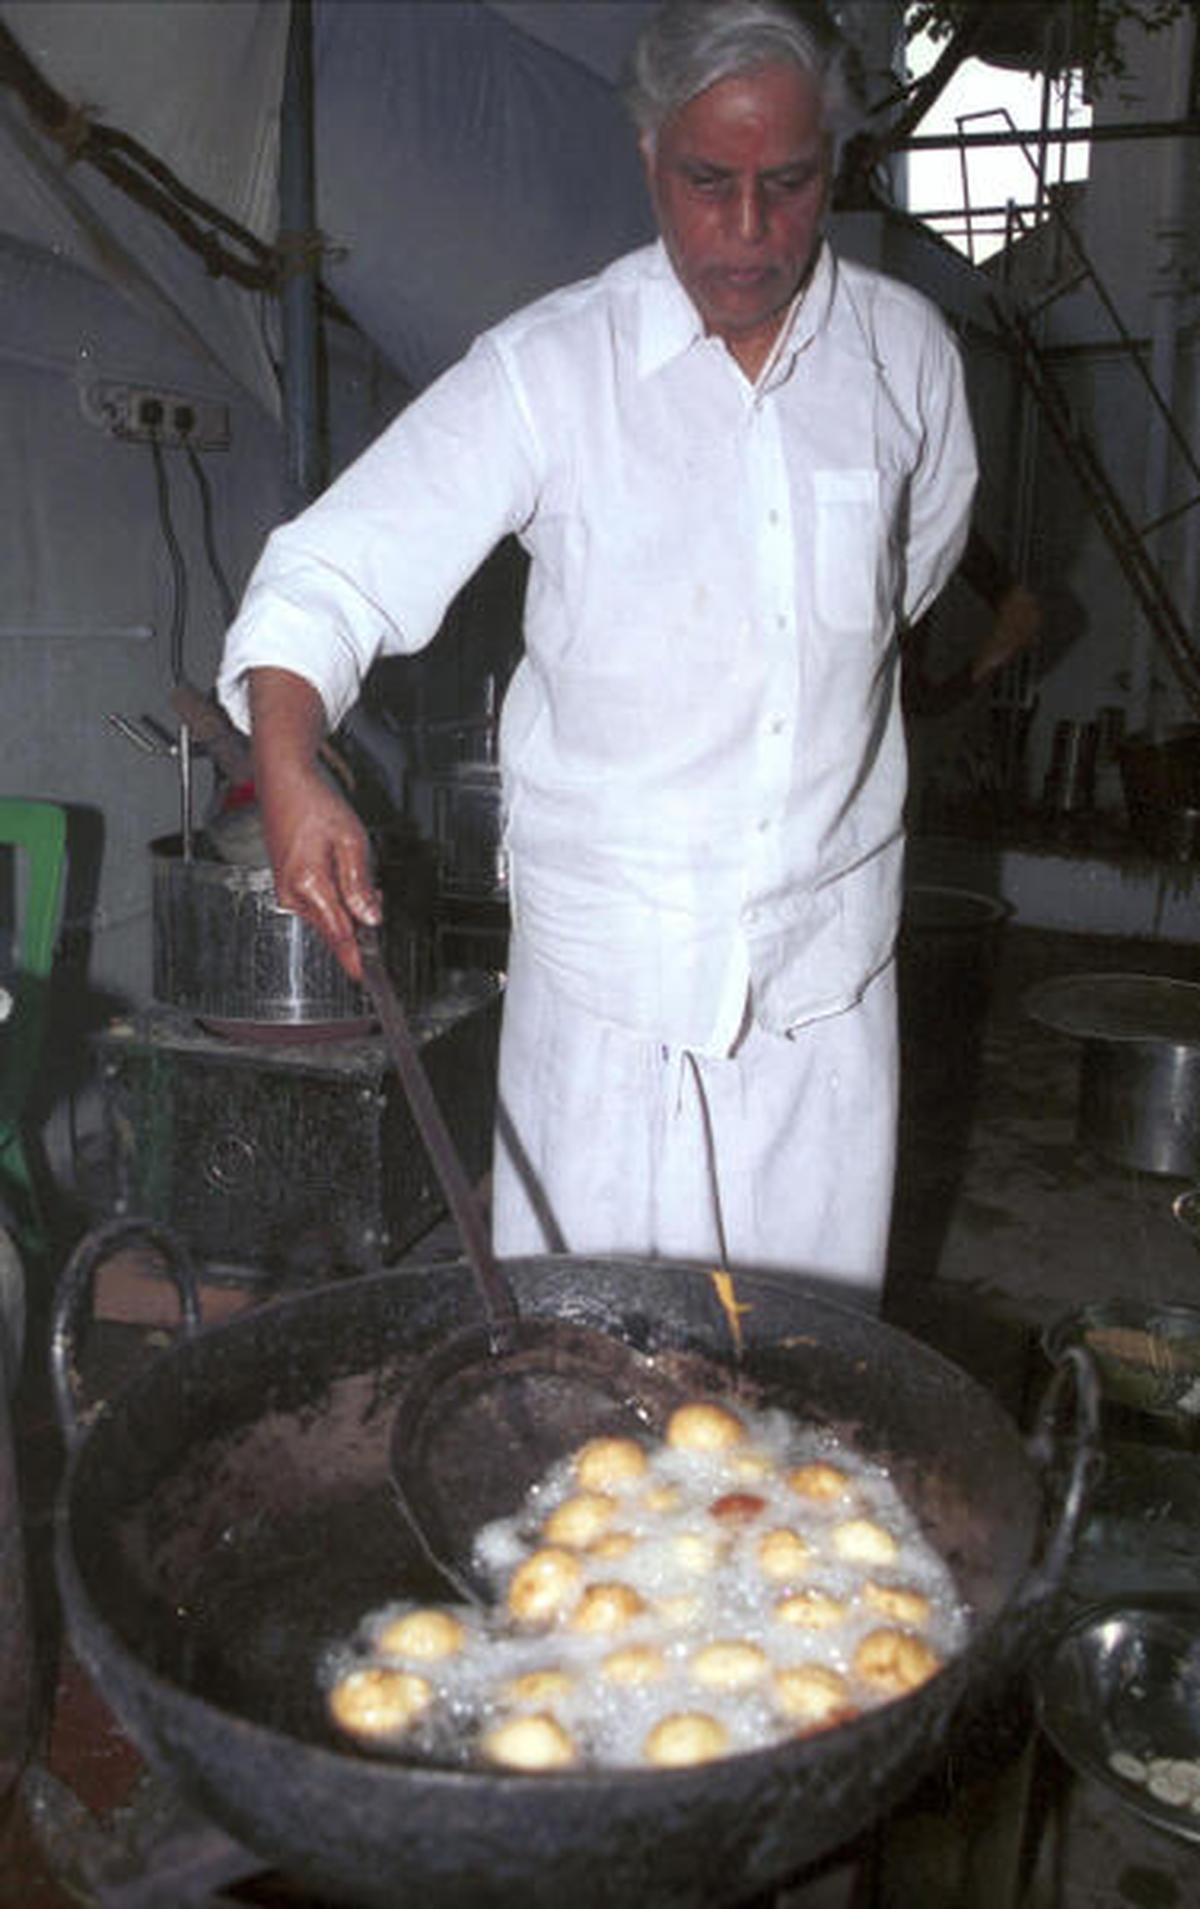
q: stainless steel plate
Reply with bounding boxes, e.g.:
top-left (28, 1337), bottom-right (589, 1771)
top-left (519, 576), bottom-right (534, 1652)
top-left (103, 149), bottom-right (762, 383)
top-left (1024, 973), bottom-right (1200, 1047)
top-left (1039, 1598), bottom-right (1200, 1843)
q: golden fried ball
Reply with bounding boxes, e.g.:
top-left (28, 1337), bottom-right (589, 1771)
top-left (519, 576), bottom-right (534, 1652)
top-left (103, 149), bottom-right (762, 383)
top-left (863, 1581), bottom-right (932, 1628)
top-left (601, 1644), bottom-right (668, 1687)
top-left (588, 1530), bottom-right (637, 1561)
top-left (573, 1437), bottom-right (649, 1492)
top-left (506, 1547), bottom-right (584, 1625)
top-left (542, 1492), bottom-right (618, 1549)
top-left (831, 1517), bottom-right (899, 1567)
top-left (671, 1529), bottom-right (723, 1576)
top-left (375, 1607), bottom-right (467, 1662)
top-left (756, 1527), bottom-right (813, 1583)
top-left (643, 1712), bottom-right (730, 1768)
top-left (327, 1666), bottom-right (432, 1739)
top-left (500, 1667), bottom-right (576, 1708)
top-left (666, 1401), bottom-right (746, 1454)
top-left (786, 1462), bottom-right (850, 1503)
top-left (774, 1590), bottom-right (848, 1632)
top-left (731, 1450), bottom-right (775, 1482)
top-left (853, 1628), bottom-right (942, 1696)
top-left (773, 1663), bottom-right (854, 1729)
top-left (481, 1712), bottom-right (578, 1771)
top-left (640, 1482), bottom-right (682, 1516)
top-left (689, 1639), bottom-right (770, 1693)
top-left (568, 1581), bottom-right (646, 1635)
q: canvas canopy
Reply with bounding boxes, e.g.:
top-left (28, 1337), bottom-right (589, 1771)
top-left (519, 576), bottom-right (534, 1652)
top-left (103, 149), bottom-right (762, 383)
top-left (0, 1), bottom-right (667, 411)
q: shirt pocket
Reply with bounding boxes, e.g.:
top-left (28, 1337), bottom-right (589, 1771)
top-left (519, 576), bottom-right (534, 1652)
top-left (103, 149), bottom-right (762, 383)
top-left (813, 468), bottom-right (881, 633)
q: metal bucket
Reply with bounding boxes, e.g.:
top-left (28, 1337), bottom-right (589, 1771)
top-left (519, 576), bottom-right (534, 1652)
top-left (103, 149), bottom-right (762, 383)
top-left (1079, 1037), bottom-right (1200, 1178)
top-left (151, 834), bottom-right (436, 1030)
top-left (1026, 974), bottom-right (1200, 1178)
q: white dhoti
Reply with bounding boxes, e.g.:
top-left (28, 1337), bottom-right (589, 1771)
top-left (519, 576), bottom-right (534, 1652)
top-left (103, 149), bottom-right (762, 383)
top-left (491, 935), bottom-right (898, 1310)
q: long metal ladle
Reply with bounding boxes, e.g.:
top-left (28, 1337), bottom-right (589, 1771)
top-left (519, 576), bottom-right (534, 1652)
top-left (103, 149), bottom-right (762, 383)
top-left (356, 921), bottom-right (693, 1602)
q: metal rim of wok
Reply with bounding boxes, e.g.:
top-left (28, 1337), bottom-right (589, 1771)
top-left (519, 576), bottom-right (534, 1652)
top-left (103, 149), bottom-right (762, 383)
top-left (51, 1218), bottom-right (1099, 1909)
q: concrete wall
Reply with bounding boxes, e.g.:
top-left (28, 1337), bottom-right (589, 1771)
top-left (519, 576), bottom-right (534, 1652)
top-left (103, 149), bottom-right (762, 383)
top-left (0, 237), bottom-right (405, 1020)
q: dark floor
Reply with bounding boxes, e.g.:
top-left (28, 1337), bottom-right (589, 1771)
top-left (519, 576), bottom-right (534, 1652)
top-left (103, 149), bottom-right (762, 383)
top-left (3, 921), bottom-right (1200, 1906)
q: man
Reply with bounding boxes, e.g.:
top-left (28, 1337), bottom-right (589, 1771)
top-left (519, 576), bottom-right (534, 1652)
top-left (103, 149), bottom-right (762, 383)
top-left (217, 0), bottom-right (977, 1308)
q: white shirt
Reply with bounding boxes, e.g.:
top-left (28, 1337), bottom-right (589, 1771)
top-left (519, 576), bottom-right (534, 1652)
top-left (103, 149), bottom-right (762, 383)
top-left (219, 239), bottom-right (977, 1053)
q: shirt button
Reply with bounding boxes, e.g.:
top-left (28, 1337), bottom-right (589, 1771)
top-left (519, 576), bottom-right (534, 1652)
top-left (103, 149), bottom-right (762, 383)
top-left (770, 717), bottom-right (785, 736)
top-left (757, 818), bottom-right (771, 834)
top-left (768, 509), bottom-right (780, 527)
top-left (776, 614), bottom-right (787, 631)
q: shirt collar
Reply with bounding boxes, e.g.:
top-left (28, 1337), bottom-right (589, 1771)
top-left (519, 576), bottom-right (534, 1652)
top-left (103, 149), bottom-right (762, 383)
top-left (636, 236), bottom-right (849, 384)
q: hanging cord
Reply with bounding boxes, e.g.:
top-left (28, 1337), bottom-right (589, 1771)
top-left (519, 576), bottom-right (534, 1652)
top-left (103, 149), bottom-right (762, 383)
top-left (146, 434), bottom-right (188, 684)
top-left (682, 1051), bottom-right (731, 1271)
top-left (183, 441), bottom-right (236, 626)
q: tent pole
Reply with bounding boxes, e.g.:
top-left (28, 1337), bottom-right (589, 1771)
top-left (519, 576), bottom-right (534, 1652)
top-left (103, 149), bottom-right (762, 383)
top-left (279, 0), bottom-right (323, 511)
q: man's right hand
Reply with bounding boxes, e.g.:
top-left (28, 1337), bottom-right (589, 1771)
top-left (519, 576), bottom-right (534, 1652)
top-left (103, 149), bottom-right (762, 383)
top-left (248, 667), bottom-right (381, 981)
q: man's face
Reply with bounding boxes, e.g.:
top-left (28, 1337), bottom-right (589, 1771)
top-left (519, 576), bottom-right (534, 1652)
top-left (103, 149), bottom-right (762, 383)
top-left (641, 62), bottom-right (832, 376)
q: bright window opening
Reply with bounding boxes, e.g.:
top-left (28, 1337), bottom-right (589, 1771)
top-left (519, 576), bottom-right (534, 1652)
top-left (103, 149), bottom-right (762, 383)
top-left (903, 29), bottom-right (1092, 262)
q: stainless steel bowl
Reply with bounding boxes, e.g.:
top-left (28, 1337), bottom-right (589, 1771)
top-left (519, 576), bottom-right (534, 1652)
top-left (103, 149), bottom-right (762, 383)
top-left (1042, 1301), bottom-right (1200, 1424)
top-left (1039, 1597), bottom-right (1200, 1843)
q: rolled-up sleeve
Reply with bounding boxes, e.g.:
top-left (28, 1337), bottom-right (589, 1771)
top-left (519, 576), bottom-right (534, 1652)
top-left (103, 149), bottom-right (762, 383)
top-left (217, 337), bottom-right (539, 732)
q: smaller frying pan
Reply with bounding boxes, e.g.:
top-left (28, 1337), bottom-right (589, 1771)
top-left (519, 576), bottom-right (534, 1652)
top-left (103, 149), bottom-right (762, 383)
top-left (356, 925), bottom-right (701, 1603)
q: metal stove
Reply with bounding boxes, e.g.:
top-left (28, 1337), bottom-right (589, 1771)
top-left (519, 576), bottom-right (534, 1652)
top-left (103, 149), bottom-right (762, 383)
top-left (91, 975), bottom-right (501, 1284)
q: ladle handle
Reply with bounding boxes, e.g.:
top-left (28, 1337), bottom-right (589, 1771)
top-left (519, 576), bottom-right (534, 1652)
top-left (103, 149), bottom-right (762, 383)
top-left (357, 925), bottom-right (518, 1350)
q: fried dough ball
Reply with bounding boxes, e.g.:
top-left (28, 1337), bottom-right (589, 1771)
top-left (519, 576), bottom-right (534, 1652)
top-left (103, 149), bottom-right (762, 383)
top-left (671, 1529), bottom-right (723, 1575)
top-left (863, 1581), bottom-right (932, 1628)
top-left (787, 1462), bottom-right (850, 1503)
top-left (773, 1663), bottom-right (855, 1730)
top-left (543, 1492), bottom-right (618, 1549)
top-left (690, 1639), bottom-right (770, 1693)
top-left (731, 1450), bottom-right (775, 1482)
top-left (588, 1530), bottom-right (637, 1561)
top-left (854, 1628), bottom-right (942, 1696)
top-left (568, 1581), bottom-right (646, 1635)
top-left (710, 1491), bottom-right (766, 1525)
top-left (500, 1667), bottom-right (576, 1708)
top-left (640, 1482), bottom-right (682, 1516)
top-left (643, 1711), bottom-right (730, 1768)
top-left (328, 1666), bottom-right (432, 1739)
top-left (831, 1517), bottom-right (899, 1567)
top-left (507, 1547), bottom-right (584, 1625)
top-left (756, 1527), bottom-right (813, 1583)
top-left (666, 1401), bottom-right (747, 1453)
top-left (481, 1712), bottom-right (578, 1771)
top-left (601, 1643), bottom-right (668, 1687)
top-left (775, 1589), bottom-right (848, 1632)
top-left (375, 1607), bottom-right (467, 1662)
top-left (574, 1436), bottom-right (649, 1492)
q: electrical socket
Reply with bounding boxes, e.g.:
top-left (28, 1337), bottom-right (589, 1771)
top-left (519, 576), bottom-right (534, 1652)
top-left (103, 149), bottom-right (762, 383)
top-left (84, 379), bottom-right (231, 450)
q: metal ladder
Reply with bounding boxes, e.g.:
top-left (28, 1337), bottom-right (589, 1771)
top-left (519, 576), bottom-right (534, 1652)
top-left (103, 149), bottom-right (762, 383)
top-left (986, 167), bottom-right (1200, 718)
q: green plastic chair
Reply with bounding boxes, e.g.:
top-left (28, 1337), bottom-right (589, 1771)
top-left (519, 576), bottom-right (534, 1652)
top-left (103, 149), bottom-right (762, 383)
top-left (0, 800), bottom-right (68, 1268)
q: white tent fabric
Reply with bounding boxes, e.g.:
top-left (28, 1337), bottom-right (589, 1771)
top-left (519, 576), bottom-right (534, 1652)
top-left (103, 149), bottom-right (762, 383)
top-left (0, 1), bottom-right (287, 407)
top-left (315, 0), bottom-right (656, 389)
top-left (0, 0), bottom-right (663, 409)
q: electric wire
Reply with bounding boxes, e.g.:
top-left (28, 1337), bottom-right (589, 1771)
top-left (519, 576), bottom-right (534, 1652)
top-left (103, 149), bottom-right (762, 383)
top-left (147, 435), bottom-right (188, 685)
top-left (184, 442), bottom-right (237, 626)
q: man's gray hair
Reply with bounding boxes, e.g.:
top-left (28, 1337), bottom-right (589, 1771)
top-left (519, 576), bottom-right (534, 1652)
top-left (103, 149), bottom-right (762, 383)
top-left (624, 1), bottom-right (858, 153)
